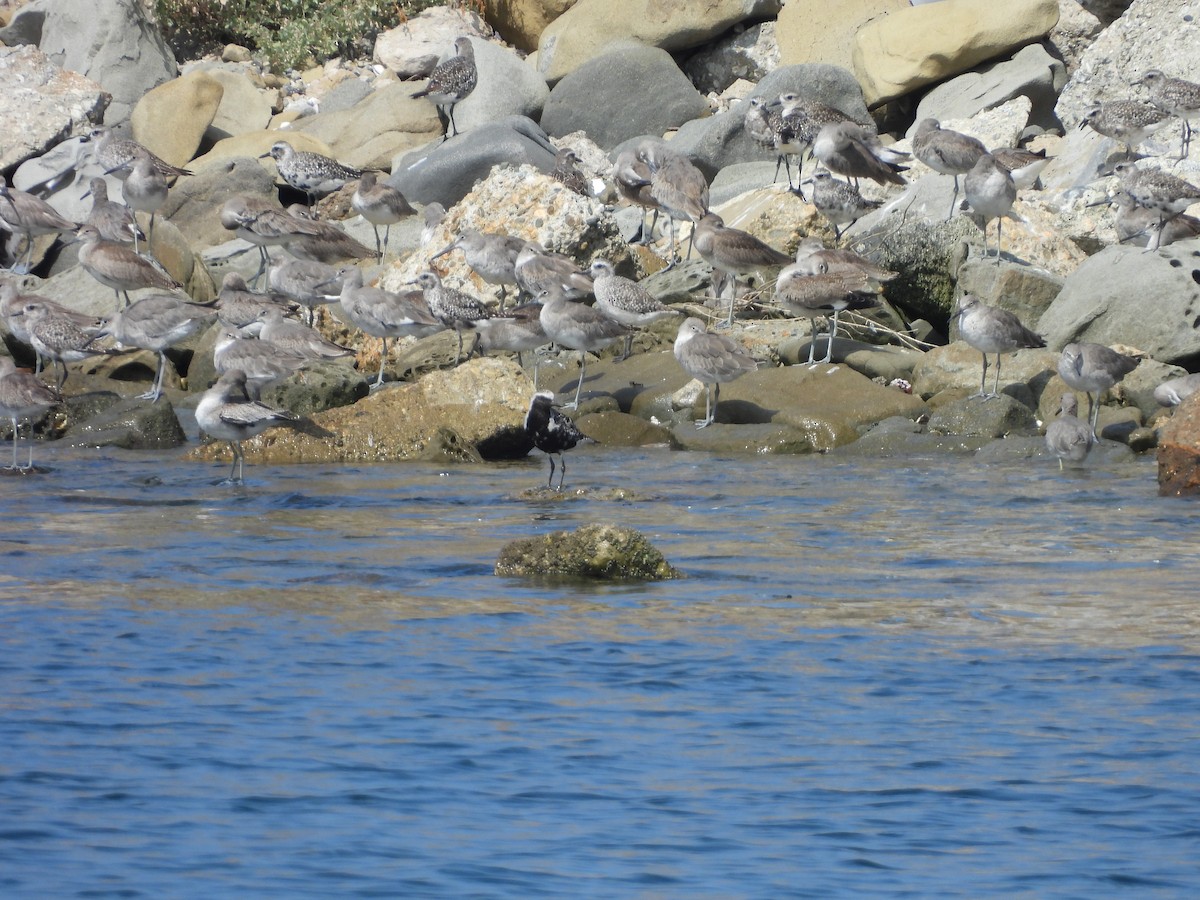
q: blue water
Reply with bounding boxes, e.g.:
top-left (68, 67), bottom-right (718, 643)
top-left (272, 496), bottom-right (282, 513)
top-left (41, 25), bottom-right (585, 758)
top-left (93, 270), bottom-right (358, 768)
top-left (2, 446), bottom-right (1199, 896)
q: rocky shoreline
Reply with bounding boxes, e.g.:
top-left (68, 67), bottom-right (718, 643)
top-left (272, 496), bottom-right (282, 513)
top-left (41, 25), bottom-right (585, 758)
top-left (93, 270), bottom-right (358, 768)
top-left (3, 0), bottom-right (1200, 495)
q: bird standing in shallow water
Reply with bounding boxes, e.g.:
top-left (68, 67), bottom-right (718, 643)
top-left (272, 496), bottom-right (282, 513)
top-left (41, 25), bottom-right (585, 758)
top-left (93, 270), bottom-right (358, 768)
top-left (524, 391), bottom-right (584, 490)
top-left (1057, 342), bottom-right (1140, 438)
top-left (195, 369), bottom-right (298, 484)
top-left (1045, 393), bottom-right (1093, 469)
top-left (673, 317), bottom-right (757, 428)
top-left (0, 356), bottom-right (59, 471)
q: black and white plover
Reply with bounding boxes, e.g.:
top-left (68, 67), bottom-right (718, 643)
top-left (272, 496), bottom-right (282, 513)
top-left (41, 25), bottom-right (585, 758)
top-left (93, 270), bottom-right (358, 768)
top-left (912, 118), bottom-right (987, 219)
top-left (1045, 393), bottom-right (1093, 469)
top-left (524, 391), bottom-right (585, 490)
top-left (691, 213), bottom-right (791, 327)
top-left (412, 36), bottom-right (478, 138)
top-left (672, 316), bottom-right (757, 428)
top-left (351, 171), bottom-right (414, 258)
top-left (195, 369), bottom-right (298, 483)
top-left (1057, 342), bottom-right (1140, 438)
top-left (774, 266), bottom-right (881, 365)
top-left (952, 295), bottom-right (1045, 399)
top-left (589, 259), bottom-right (679, 360)
top-left (809, 171), bottom-right (881, 239)
top-left (964, 153), bottom-right (1018, 264)
top-left (259, 141), bottom-right (364, 206)
top-left (538, 283), bottom-right (629, 410)
top-left (1079, 100), bottom-right (1172, 156)
top-left (0, 356), bottom-right (59, 471)
top-left (0, 177), bottom-right (76, 273)
top-left (1135, 69), bottom-right (1200, 158)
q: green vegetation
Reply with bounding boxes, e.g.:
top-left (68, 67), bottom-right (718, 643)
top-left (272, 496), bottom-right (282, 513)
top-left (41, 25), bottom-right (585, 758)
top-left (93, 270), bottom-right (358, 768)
top-left (153, 0), bottom-right (447, 72)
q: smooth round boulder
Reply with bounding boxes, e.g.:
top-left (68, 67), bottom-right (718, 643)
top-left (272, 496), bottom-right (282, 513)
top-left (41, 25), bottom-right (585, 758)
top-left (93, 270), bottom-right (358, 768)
top-left (131, 70), bottom-right (225, 168)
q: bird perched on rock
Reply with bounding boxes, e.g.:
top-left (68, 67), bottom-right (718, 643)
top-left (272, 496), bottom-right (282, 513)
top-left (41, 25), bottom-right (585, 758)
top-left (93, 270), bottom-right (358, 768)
top-left (691, 212), bottom-right (791, 327)
top-left (524, 391), bottom-right (585, 490)
top-left (809, 171), bottom-right (881, 240)
top-left (911, 118), bottom-right (987, 219)
top-left (773, 92), bottom-right (858, 193)
top-left (538, 283), bottom-right (629, 410)
top-left (952, 294), bottom-right (1045, 399)
top-left (635, 140), bottom-right (710, 264)
top-left (1045, 393), bottom-right (1094, 469)
top-left (612, 147), bottom-right (660, 244)
top-left (351, 171), bottom-right (414, 258)
top-left (1110, 189), bottom-right (1200, 249)
top-left (1135, 69), bottom-right (1200, 158)
top-left (552, 147), bottom-right (590, 196)
top-left (412, 36), bottom-right (477, 138)
top-left (473, 303), bottom-right (548, 386)
top-left (0, 177), bottom-right (76, 273)
top-left (433, 229), bottom-right (524, 312)
top-left (1079, 101), bottom-right (1172, 156)
top-left (791, 237), bottom-right (897, 285)
top-left (80, 126), bottom-right (192, 179)
top-left (673, 316), bottom-right (757, 428)
top-left (69, 223), bottom-right (181, 307)
top-left (1112, 162), bottom-right (1200, 236)
top-left (255, 307), bottom-right (354, 362)
top-left (812, 122), bottom-right (908, 188)
top-left (412, 271), bottom-right (493, 365)
top-left (0, 355), bottom-right (59, 472)
top-left (8, 299), bottom-right (112, 390)
top-left (514, 241), bottom-right (593, 303)
top-left (213, 328), bottom-right (310, 399)
top-left (280, 205), bottom-right (376, 264)
top-left (1057, 342), bottom-right (1140, 438)
top-left (1154, 373), bottom-right (1200, 407)
top-left (110, 146), bottom-right (169, 246)
top-left (82, 177), bottom-right (144, 249)
top-left (217, 272), bottom-right (299, 331)
top-left (589, 259), bottom-right (679, 360)
top-left (774, 266), bottom-right (881, 365)
top-left (195, 369), bottom-right (298, 484)
top-left (259, 141), bottom-right (363, 206)
top-left (964, 153), bottom-right (1018, 264)
top-left (990, 147), bottom-right (1052, 190)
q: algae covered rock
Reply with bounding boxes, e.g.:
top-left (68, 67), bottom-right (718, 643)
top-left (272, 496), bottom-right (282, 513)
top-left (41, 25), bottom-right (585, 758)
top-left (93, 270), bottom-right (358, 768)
top-left (495, 523), bottom-right (681, 580)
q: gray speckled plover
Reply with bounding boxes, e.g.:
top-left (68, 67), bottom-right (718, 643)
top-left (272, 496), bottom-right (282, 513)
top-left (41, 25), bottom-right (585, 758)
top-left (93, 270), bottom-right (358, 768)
top-left (673, 316), bottom-right (757, 428)
top-left (9, 299), bottom-right (111, 391)
top-left (809, 171), bottom-right (881, 239)
top-left (1045, 393), bottom-right (1094, 469)
top-left (552, 148), bottom-right (590, 196)
top-left (952, 295), bottom-right (1045, 399)
top-left (0, 355), bottom-right (59, 471)
top-left (589, 259), bottom-right (679, 360)
top-left (692, 213), bottom-right (791, 327)
top-left (1079, 100), bottom-right (1172, 156)
top-left (195, 369), bottom-right (298, 483)
top-left (351, 172), bottom-right (414, 258)
top-left (912, 118), bottom-right (987, 219)
top-left (412, 36), bottom-right (477, 138)
top-left (1111, 189), bottom-right (1200, 248)
top-left (259, 141), bottom-right (363, 206)
top-left (81, 126), bottom-right (192, 180)
top-left (1136, 69), bottom-right (1200, 158)
top-left (1058, 342), bottom-right (1140, 438)
top-left (964, 153), bottom-right (1018, 265)
top-left (1113, 162), bottom-right (1200, 239)
top-left (412, 270), bottom-right (493, 365)
top-left (524, 390), bottom-right (585, 490)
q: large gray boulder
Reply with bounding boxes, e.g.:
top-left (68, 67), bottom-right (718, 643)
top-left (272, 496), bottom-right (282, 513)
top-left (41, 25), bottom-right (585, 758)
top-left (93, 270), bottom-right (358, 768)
top-left (4, 0), bottom-right (178, 127)
top-left (1037, 241), bottom-right (1200, 363)
top-left (540, 44), bottom-right (708, 150)
top-left (452, 38), bottom-right (551, 134)
top-left (668, 64), bottom-right (871, 179)
top-left (390, 116), bottom-right (557, 207)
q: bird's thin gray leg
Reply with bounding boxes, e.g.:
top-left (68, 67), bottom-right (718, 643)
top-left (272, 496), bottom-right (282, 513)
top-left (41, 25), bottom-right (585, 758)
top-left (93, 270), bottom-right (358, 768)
top-left (567, 350), bottom-right (587, 410)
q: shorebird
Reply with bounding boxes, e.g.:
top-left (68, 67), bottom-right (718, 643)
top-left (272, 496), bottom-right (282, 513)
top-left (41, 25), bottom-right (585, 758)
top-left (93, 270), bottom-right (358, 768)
top-left (259, 141), bottom-right (363, 206)
top-left (952, 295), bottom-right (1045, 399)
top-left (91, 293), bottom-right (217, 401)
top-left (589, 259), bottom-right (679, 360)
top-left (1111, 189), bottom-right (1200, 248)
top-left (0, 356), bottom-right (59, 471)
top-left (912, 118), bottom-right (987, 219)
top-left (1045, 393), bottom-right (1094, 469)
top-left (351, 171), bottom-right (414, 258)
top-left (513, 241), bottom-right (593, 303)
top-left (82, 177), bottom-right (145, 249)
top-left (325, 266), bottom-right (442, 388)
top-left (412, 36), bottom-right (478, 138)
top-left (412, 270), bottom-right (492, 365)
top-left (70, 224), bottom-right (181, 307)
top-left (474, 302), bottom-right (548, 380)
top-left (524, 391), bottom-right (585, 490)
top-left (10, 299), bottom-right (112, 390)
top-left (691, 213), bottom-right (791, 327)
top-left (809, 171), bottom-right (881, 239)
top-left (220, 195), bottom-right (325, 285)
top-left (110, 147), bottom-right (168, 246)
top-left (791, 237), bottom-right (897, 285)
top-left (1, 278), bottom-right (97, 374)
top-left (256, 307), bottom-right (354, 361)
top-left (538, 283), bottom-right (629, 410)
top-left (744, 97), bottom-right (784, 180)
top-left (217, 272), bottom-right (299, 331)
top-left (964, 153), bottom-right (1018, 264)
top-left (635, 140), bottom-right (710, 264)
top-left (421, 202), bottom-right (447, 248)
top-left (0, 178), bottom-right (76, 273)
top-left (1079, 101), bottom-right (1172, 156)
top-left (774, 266), bottom-right (881, 365)
top-left (1154, 372), bottom-right (1200, 407)
top-left (1112, 162), bottom-right (1200, 238)
top-left (195, 369), bottom-right (298, 483)
top-left (432, 229), bottom-right (524, 312)
top-left (613, 147), bottom-right (660, 244)
top-left (213, 328), bottom-right (310, 399)
top-left (81, 126), bottom-right (192, 180)
top-left (1136, 69), bottom-right (1200, 158)
top-left (280, 206), bottom-right (376, 264)
top-left (552, 147), bottom-right (590, 196)
top-left (772, 93), bottom-right (857, 193)
top-left (990, 147), bottom-right (1052, 190)
top-left (673, 316), bottom-right (757, 428)
top-left (812, 122), bottom-right (908, 188)
top-left (1058, 342), bottom-right (1140, 437)
top-left (266, 258), bottom-right (342, 325)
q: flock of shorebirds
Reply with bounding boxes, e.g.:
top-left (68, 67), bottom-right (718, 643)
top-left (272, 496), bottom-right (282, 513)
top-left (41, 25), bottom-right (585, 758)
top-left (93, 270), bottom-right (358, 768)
top-left (2, 42), bottom-right (1200, 485)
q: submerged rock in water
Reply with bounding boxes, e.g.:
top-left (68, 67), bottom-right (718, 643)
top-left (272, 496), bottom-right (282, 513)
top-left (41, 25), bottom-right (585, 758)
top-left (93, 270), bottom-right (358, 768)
top-left (495, 522), bottom-right (681, 580)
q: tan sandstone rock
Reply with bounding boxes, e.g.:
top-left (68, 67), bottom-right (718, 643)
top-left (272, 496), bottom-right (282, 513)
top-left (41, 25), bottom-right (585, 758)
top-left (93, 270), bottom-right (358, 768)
top-left (852, 0), bottom-right (1060, 107)
top-left (776, 0), bottom-right (908, 68)
top-left (131, 71), bottom-right (223, 168)
top-left (484, 0), bottom-right (579, 52)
